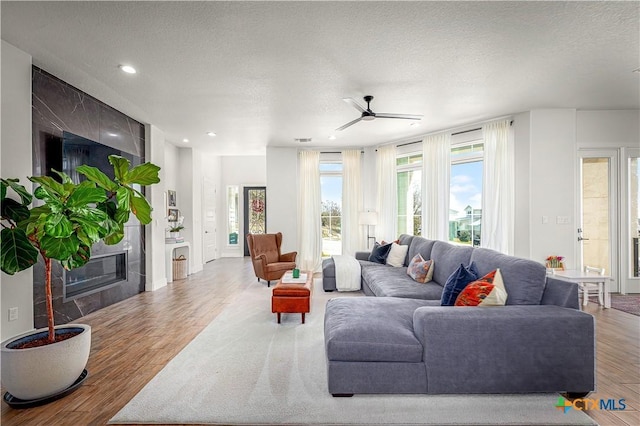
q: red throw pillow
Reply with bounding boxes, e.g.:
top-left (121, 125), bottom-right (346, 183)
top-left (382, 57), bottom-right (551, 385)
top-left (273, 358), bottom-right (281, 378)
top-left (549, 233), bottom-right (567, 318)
top-left (454, 269), bottom-right (508, 306)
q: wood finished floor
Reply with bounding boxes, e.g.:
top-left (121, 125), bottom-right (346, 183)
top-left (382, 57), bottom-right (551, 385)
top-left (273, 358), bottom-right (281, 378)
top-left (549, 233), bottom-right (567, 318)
top-left (2, 257), bottom-right (639, 426)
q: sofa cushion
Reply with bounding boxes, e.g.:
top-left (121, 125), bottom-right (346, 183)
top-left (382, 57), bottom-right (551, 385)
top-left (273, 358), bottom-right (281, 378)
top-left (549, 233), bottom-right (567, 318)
top-left (368, 242), bottom-right (392, 264)
top-left (440, 263), bottom-right (479, 306)
top-left (407, 254), bottom-right (434, 283)
top-left (362, 265), bottom-right (443, 299)
top-left (386, 243), bottom-right (409, 267)
top-left (470, 248), bottom-right (547, 305)
top-left (324, 297), bottom-right (431, 363)
top-left (397, 234), bottom-right (415, 265)
top-left (455, 269), bottom-right (508, 306)
top-left (430, 241), bottom-right (474, 285)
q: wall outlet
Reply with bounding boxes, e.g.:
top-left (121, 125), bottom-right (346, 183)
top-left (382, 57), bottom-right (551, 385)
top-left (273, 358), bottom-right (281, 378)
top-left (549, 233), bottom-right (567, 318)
top-left (542, 216), bottom-right (549, 224)
top-left (8, 307), bottom-right (18, 322)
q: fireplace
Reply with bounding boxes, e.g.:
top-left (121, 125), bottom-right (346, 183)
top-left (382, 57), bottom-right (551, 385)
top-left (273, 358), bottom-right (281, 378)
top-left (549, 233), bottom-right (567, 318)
top-left (63, 252), bottom-right (128, 301)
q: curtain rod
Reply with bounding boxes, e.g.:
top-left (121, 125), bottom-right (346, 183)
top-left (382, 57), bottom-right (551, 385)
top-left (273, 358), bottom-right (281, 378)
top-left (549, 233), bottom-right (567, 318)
top-left (320, 150), bottom-right (364, 154)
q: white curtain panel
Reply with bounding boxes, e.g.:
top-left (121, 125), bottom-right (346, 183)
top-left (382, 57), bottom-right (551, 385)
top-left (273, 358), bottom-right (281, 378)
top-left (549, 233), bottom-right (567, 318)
top-left (422, 132), bottom-right (451, 240)
top-left (375, 145), bottom-right (397, 242)
top-left (482, 120), bottom-right (514, 254)
top-left (341, 149), bottom-right (363, 255)
top-left (297, 150), bottom-right (323, 272)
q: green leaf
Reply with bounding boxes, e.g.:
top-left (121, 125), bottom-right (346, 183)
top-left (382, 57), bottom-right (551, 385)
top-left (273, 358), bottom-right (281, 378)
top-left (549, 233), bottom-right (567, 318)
top-left (109, 155), bottom-right (131, 182)
top-left (29, 176), bottom-right (65, 197)
top-left (103, 223), bottom-right (124, 245)
top-left (60, 244), bottom-right (91, 270)
top-left (126, 163), bottom-right (161, 186)
top-left (97, 200), bottom-right (117, 218)
top-left (66, 182), bottom-right (107, 208)
top-left (51, 169), bottom-right (73, 185)
top-left (40, 234), bottom-right (79, 261)
top-left (0, 228), bottom-right (39, 275)
top-left (115, 186), bottom-right (131, 211)
top-left (70, 216), bottom-right (102, 243)
top-left (130, 195), bottom-right (152, 225)
top-left (1, 182), bottom-right (6, 200)
top-left (1, 198), bottom-right (30, 223)
top-left (76, 165), bottom-right (118, 192)
top-left (70, 207), bottom-right (108, 223)
top-left (1, 178), bottom-right (32, 205)
top-left (44, 213), bottom-right (73, 238)
top-left (33, 186), bottom-right (64, 212)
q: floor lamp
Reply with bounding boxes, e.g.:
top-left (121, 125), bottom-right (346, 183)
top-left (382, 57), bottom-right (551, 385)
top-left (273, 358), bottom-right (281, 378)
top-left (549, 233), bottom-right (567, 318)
top-left (358, 211), bottom-right (378, 249)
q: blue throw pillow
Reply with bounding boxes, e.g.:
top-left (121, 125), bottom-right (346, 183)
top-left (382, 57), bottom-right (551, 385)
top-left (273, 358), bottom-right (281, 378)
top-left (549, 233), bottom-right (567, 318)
top-left (368, 242), bottom-right (392, 264)
top-left (441, 263), bottom-right (479, 306)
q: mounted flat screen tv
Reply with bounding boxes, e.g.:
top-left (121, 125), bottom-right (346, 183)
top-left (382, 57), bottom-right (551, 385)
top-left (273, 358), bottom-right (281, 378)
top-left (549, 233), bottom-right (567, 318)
top-left (45, 131), bottom-right (141, 184)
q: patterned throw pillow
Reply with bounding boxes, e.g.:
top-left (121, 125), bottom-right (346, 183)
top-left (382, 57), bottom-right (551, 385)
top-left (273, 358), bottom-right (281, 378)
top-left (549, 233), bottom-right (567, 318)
top-left (368, 242), bottom-right (392, 264)
top-left (454, 269), bottom-right (508, 306)
top-left (386, 242), bottom-right (409, 267)
top-left (406, 254), bottom-right (434, 283)
top-left (440, 263), bottom-right (479, 306)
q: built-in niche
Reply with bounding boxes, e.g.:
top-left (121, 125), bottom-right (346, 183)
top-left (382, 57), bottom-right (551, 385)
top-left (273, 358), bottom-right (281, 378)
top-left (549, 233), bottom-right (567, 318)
top-left (31, 67), bottom-right (146, 327)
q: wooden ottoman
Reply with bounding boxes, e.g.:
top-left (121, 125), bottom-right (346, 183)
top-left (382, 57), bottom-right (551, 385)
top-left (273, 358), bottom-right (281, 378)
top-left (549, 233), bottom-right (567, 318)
top-left (272, 271), bottom-right (313, 324)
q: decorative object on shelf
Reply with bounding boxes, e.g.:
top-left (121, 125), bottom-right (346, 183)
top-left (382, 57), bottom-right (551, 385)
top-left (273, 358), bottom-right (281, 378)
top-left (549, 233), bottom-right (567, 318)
top-left (167, 190), bottom-right (176, 207)
top-left (292, 268), bottom-right (300, 279)
top-left (546, 255), bottom-right (565, 271)
top-left (172, 255), bottom-right (188, 281)
top-left (0, 155), bottom-right (160, 404)
top-left (167, 211), bottom-right (184, 238)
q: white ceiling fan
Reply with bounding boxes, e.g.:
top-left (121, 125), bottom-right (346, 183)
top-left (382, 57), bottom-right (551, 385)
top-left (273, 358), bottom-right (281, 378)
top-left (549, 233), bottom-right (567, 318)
top-left (336, 95), bottom-right (423, 131)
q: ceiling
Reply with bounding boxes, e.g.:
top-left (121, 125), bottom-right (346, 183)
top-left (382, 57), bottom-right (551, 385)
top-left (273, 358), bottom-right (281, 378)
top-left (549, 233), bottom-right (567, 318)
top-left (2, 1), bottom-right (638, 155)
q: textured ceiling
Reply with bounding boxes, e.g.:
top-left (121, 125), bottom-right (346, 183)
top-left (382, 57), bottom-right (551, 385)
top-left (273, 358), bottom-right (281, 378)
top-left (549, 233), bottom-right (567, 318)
top-left (2, 1), bottom-right (639, 155)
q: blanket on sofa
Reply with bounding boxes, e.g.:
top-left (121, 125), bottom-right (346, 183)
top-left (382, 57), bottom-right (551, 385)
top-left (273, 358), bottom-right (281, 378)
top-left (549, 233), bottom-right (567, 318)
top-left (333, 255), bottom-right (361, 291)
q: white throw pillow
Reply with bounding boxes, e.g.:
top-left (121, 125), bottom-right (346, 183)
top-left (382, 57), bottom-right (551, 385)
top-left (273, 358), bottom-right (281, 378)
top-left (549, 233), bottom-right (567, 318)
top-left (386, 243), bottom-right (408, 267)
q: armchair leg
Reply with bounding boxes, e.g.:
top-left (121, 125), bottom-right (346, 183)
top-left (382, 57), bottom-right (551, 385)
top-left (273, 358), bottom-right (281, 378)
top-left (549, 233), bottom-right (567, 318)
top-left (268, 280), bottom-right (271, 288)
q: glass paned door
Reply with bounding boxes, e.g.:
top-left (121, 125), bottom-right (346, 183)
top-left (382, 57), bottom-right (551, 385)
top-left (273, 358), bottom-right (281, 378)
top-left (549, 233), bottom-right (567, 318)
top-left (579, 151), bottom-right (618, 292)
top-left (243, 187), bottom-right (266, 256)
top-left (624, 150), bottom-right (640, 293)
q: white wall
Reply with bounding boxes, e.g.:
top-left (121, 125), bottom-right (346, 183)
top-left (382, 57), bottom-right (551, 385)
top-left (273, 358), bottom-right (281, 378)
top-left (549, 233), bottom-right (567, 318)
top-left (513, 112), bottom-right (531, 259)
top-left (266, 148), bottom-right (298, 254)
top-left (577, 110), bottom-right (640, 148)
top-left (529, 109), bottom-right (578, 268)
top-left (1, 41), bottom-right (34, 341)
top-left (145, 125), bottom-right (167, 291)
top-left (219, 156), bottom-right (267, 257)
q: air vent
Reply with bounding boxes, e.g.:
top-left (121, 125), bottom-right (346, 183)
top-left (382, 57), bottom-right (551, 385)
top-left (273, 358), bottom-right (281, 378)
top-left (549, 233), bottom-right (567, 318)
top-left (295, 138), bottom-right (313, 143)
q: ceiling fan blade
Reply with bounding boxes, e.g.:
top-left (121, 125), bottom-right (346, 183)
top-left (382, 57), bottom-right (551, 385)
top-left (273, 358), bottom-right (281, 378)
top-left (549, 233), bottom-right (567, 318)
top-left (342, 98), bottom-right (367, 113)
top-left (375, 113), bottom-right (423, 120)
top-left (336, 117), bottom-right (363, 131)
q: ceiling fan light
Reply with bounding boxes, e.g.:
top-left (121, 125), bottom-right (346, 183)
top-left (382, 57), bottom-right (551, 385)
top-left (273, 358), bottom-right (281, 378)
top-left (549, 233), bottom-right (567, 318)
top-left (362, 115), bottom-right (375, 121)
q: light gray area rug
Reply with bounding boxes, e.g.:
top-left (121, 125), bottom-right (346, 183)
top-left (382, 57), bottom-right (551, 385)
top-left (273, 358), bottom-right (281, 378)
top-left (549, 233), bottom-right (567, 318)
top-left (110, 279), bottom-right (595, 425)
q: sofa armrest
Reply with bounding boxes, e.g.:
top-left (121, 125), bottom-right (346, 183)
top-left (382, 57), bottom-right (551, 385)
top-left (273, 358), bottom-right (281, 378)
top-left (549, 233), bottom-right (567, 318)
top-left (412, 305), bottom-right (595, 394)
top-left (280, 251), bottom-right (297, 262)
top-left (541, 276), bottom-right (579, 309)
top-left (355, 251), bottom-right (370, 261)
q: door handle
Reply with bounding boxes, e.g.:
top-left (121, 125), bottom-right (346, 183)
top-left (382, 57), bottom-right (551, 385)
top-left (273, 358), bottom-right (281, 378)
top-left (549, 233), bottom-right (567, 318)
top-left (578, 236), bottom-right (589, 241)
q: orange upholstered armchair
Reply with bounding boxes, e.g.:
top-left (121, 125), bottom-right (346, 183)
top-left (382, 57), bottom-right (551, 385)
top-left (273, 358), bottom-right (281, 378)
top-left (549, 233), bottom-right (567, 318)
top-left (246, 232), bottom-right (297, 287)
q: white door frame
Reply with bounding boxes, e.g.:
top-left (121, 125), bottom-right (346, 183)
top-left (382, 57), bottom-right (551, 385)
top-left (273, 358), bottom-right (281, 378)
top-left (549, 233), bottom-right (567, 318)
top-left (577, 149), bottom-right (619, 292)
top-left (620, 147), bottom-right (640, 294)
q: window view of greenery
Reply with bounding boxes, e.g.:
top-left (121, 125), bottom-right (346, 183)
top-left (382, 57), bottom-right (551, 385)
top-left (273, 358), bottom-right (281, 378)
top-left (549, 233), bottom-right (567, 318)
top-left (227, 186), bottom-right (239, 245)
top-left (397, 154), bottom-right (422, 236)
top-left (320, 163), bottom-right (342, 257)
top-left (449, 143), bottom-right (483, 246)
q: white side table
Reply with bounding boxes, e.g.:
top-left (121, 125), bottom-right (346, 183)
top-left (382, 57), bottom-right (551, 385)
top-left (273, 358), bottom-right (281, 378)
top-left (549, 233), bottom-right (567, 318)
top-left (165, 242), bottom-right (191, 283)
top-left (551, 269), bottom-right (612, 308)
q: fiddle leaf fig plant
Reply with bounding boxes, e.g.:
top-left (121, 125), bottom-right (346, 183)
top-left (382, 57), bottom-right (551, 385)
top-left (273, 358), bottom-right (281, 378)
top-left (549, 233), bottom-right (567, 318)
top-left (0, 155), bottom-right (160, 344)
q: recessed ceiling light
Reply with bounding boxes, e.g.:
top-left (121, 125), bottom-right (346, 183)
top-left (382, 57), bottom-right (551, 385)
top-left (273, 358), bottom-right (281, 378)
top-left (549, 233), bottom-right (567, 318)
top-left (118, 64), bottom-right (137, 74)
top-left (206, 132), bottom-right (216, 137)
top-left (182, 138), bottom-right (189, 143)
top-left (328, 135), bottom-right (336, 140)
top-left (107, 132), bottom-right (118, 137)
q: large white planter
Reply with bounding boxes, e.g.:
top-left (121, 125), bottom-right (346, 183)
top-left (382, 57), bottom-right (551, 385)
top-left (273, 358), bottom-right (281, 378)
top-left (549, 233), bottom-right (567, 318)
top-left (1, 324), bottom-right (91, 400)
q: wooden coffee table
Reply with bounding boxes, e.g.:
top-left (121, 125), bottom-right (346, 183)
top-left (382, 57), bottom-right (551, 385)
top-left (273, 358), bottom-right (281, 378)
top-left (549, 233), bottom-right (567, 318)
top-left (271, 271), bottom-right (313, 324)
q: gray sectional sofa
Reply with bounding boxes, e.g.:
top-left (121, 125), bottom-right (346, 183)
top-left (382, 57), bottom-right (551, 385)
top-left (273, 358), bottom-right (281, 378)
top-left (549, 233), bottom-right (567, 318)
top-left (323, 235), bottom-right (595, 396)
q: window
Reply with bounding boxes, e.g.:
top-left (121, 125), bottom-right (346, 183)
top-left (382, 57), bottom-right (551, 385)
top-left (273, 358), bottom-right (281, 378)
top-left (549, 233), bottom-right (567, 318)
top-left (397, 153), bottom-right (422, 236)
top-left (227, 186), bottom-right (239, 245)
top-left (320, 162), bottom-right (342, 256)
top-left (449, 142), bottom-right (483, 246)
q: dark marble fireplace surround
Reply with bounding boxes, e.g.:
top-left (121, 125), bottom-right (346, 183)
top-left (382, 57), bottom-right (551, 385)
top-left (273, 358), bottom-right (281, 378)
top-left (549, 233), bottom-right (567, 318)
top-left (32, 67), bottom-right (146, 328)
